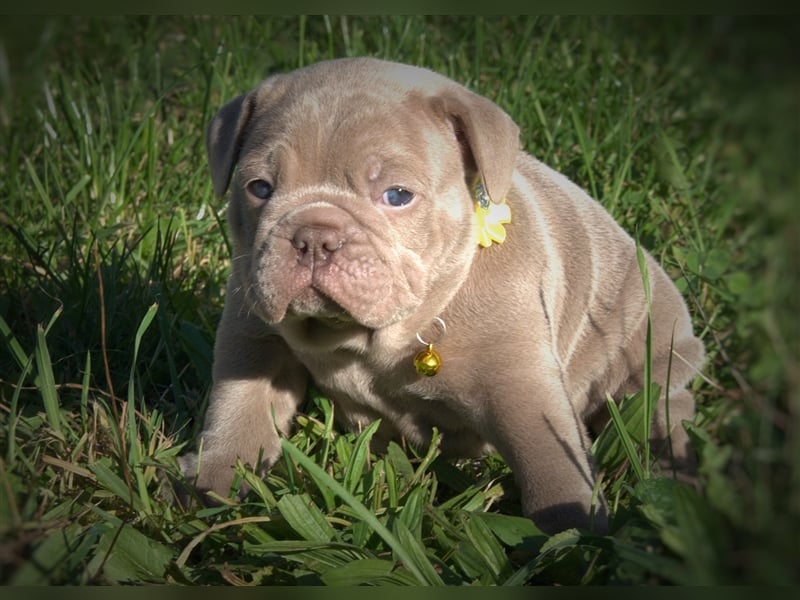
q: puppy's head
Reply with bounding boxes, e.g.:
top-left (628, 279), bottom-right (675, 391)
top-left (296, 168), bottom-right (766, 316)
top-left (206, 58), bottom-right (519, 341)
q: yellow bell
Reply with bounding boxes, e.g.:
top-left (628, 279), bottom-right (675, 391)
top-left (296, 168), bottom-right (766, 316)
top-left (413, 344), bottom-right (442, 377)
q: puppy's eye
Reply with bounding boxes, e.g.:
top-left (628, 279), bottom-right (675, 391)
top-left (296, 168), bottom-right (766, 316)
top-left (382, 187), bottom-right (415, 208)
top-left (246, 179), bottom-right (274, 201)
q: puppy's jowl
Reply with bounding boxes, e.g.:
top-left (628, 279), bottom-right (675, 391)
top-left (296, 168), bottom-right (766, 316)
top-left (179, 58), bottom-right (705, 534)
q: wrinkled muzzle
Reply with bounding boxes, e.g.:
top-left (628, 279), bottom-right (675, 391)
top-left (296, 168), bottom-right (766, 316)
top-left (250, 204), bottom-right (424, 329)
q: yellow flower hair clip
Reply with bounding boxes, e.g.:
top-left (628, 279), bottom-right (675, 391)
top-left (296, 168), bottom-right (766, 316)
top-left (472, 177), bottom-right (511, 248)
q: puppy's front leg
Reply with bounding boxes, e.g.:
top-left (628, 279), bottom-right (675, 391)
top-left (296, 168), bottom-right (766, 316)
top-left (179, 297), bottom-right (308, 502)
top-left (483, 375), bottom-right (607, 535)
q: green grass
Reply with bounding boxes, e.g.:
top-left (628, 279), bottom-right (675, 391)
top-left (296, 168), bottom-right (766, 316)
top-left (0, 16), bottom-right (797, 585)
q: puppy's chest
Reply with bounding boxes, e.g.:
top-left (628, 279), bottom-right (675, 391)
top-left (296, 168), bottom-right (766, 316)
top-left (300, 350), bottom-right (457, 412)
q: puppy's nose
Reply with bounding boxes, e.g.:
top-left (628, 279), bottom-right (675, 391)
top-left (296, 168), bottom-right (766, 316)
top-left (291, 226), bottom-right (344, 266)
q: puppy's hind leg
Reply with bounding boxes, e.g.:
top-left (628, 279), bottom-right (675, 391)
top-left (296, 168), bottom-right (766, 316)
top-left (651, 387), bottom-right (696, 479)
top-left (649, 332), bottom-right (705, 480)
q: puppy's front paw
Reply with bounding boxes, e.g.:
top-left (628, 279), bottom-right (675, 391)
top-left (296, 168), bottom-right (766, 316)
top-left (170, 451), bottom-right (202, 508)
top-left (172, 451), bottom-right (240, 508)
top-left (527, 501), bottom-right (609, 536)
top-left (176, 452), bottom-right (198, 480)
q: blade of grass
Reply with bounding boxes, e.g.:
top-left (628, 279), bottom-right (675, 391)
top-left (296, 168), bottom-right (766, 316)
top-left (570, 106), bottom-right (598, 199)
top-left (636, 244), bottom-right (654, 476)
top-left (125, 302), bottom-right (158, 514)
top-left (34, 323), bottom-right (65, 442)
top-left (2, 311), bottom-right (37, 463)
top-left (4, 361), bottom-right (32, 465)
top-left (605, 393), bottom-right (646, 482)
top-left (79, 350), bottom-right (91, 433)
top-left (410, 427), bottom-right (442, 486)
top-left (0, 313), bottom-right (30, 371)
top-left (175, 515), bottom-right (275, 570)
top-left (342, 418), bottom-right (381, 494)
top-left (0, 456), bottom-right (22, 529)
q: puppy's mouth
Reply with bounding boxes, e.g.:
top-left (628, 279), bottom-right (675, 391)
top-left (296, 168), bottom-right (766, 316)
top-left (286, 289), bottom-right (359, 329)
top-left (301, 310), bottom-right (359, 331)
top-left (310, 314), bottom-right (357, 329)
top-left (280, 290), bottom-right (372, 347)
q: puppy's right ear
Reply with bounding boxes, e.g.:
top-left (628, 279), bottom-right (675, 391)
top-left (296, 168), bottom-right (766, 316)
top-left (206, 92), bottom-right (256, 197)
top-left (431, 86), bottom-right (520, 206)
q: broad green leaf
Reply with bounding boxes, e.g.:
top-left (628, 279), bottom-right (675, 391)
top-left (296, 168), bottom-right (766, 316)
top-left (386, 441), bottom-right (415, 482)
top-left (334, 435), bottom-right (353, 467)
top-left (634, 477), bottom-right (682, 529)
top-left (243, 541), bottom-right (374, 576)
top-left (449, 536), bottom-right (490, 581)
top-left (392, 519), bottom-right (443, 586)
top-left (397, 484), bottom-right (427, 537)
top-left (244, 539), bottom-right (368, 554)
top-left (701, 248), bottom-right (731, 282)
top-left (656, 130), bottom-right (690, 190)
top-left (430, 456), bottom-right (474, 493)
top-left (610, 537), bottom-right (688, 583)
top-left (342, 418), bottom-right (381, 494)
top-left (471, 512), bottom-right (545, 548)
top-left (240, 467), bottom-right (277, 507)
top-left (89, 460), bottom-right (144, 512)
top-left (277, 493), bottom-right (336, 542)
top-left (350, 518), bottom-right (377, 548)
top-left (686, 423), bottom-right (746, 523)
top-left (725, 270), bottom-right (763, 307)
top-left (669, 483), bottom-right (727, 584)
top-left (320, 558), bottom-right (396, 586)
top-left (503, 528), bottom-right (582, 586)
top-left (89, 524), bottom-right (173, 583)
top-left (534, 527), bottom-right (581, 555)
top-left (10, 524), bottom-right (96, 584)
top-left (462, 512), bottom-right (512, 580)
top-left (725, 271), bottom-right (753, 296)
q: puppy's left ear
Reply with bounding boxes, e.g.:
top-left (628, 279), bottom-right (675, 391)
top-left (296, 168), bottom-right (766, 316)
top-left (206, 92), bottom-right (257, 197)
top-left (433, 87), bottom-right (520, 203)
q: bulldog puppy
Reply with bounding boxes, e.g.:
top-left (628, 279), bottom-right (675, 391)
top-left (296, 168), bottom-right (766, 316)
top-left (178, 57), bottom-right (705, 534)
